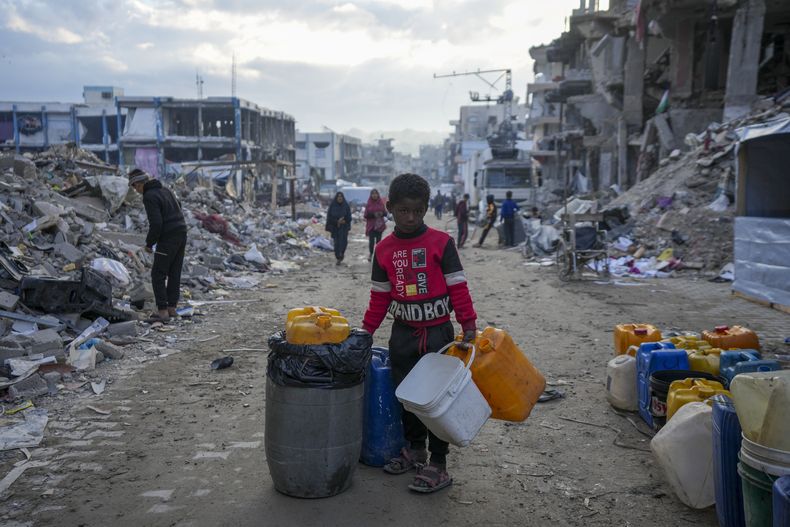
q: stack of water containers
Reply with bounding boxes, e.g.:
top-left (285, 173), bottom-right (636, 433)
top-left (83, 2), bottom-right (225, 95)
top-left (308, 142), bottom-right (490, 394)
top-left (605, 322), bottom-right (789, 525)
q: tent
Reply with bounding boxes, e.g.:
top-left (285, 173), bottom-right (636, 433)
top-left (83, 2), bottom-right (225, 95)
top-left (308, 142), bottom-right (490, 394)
top-left (733, 115), bottom-right (790, 308)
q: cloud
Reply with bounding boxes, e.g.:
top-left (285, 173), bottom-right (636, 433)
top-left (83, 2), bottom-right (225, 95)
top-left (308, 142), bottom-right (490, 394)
top-left (0, 0), bottom-right (583, 134)
top-left (5, 11), bottom-right (82, 44)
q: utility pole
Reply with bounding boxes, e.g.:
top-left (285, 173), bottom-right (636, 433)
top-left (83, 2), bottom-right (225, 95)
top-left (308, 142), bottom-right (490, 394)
top-left (231, 53), bottom-right (237, 98)
top-left (195, 70), bottom-right (204, 99)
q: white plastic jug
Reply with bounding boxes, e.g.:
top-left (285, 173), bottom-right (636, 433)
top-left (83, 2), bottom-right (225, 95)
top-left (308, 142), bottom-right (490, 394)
top-left (650, 402), bottom-right (715, 509)
top-left (395, 344), bottom-right (491, 447)
top-left (606, 355), bottom-right (638, 411)
top-left (730, 370), bottom-right (790, 451)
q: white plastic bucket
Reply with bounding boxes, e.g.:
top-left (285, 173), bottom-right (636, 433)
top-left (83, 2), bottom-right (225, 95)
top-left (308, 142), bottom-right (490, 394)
top-left (395, 343), bottom-right (491, 447)
top-left (740, 434), bottom-right (790, 477)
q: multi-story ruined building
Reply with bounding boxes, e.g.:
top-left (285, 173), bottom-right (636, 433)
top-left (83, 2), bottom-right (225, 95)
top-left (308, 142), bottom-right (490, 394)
top-left (295, 131), bottom-right (362, 186)
top-left (527, 0), bottom-right (790, 194)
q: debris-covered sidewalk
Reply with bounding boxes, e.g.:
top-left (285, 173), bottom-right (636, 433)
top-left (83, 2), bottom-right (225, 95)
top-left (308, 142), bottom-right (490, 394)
top-left (0, 144), bottom-right (332, 443)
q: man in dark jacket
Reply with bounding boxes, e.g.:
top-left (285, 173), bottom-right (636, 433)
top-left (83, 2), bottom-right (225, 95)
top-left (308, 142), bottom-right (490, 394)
top-left (129, 168), bottom-right (187, 321)
top-left (455, 193), bottom-right (470, 248)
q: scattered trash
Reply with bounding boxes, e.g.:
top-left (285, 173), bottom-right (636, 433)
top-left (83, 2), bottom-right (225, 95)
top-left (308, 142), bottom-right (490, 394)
top-left (210, 356), bottom-right (234, 370)
top-left (0, 408), bottom-right (49, 451)
top-left (91, 379), bottom-right (107, 395)
top-left (538, 389), bottom-right (565, 403)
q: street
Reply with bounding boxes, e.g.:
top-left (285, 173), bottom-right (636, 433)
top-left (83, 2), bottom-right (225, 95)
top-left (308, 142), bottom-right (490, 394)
top-left (1, 218), bottom-right (786, 527)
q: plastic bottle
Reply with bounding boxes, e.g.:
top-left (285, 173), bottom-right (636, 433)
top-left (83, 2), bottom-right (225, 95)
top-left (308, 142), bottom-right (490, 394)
top-left (730, 370), bottom-right (790, 451)
top-left (606, 355), bottom-right (638, 411)
top-left (687, 348), bottom-right (723, 376)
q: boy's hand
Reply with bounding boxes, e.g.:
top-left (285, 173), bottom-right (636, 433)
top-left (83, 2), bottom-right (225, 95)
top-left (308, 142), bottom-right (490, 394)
top-left (455, 329), bottom-right (476, 350)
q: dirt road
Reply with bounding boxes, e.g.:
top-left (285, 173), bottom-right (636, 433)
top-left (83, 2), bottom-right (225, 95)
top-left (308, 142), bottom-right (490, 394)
top-left (1, 217), bottom-right (787, 527)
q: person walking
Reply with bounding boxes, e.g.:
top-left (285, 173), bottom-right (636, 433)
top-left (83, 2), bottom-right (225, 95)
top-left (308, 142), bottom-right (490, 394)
top-left (326, 191), bottom-right (352, 265)
top-left (500, 190), bottom-right (520, 247)
top-left (475, 194), bottom-right (497, 248)
top-left (454, 193), bottom-right (470, 248)
top-left (364, 189), bottom-right (387, 262)
top-left (128, 168), bottom-right (187, 322)
top-left (362, 173), bottom-right (477, 494)
top-left (433, 190), bottom-right (444, 220)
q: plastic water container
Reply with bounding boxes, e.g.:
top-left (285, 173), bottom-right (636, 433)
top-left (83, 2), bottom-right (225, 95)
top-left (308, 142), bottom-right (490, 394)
top-left (739, 435), bottom-right (790, 526)
top-left (396, 344), bottom-right (491, 447)
top-left (720, 350), bottom-right (762, 386)
top-left (739, 456), bottom-right (776, 527)
top-left (651, 402), bottom-right (716, 509)
top-left (614, 323), bottom-right (661, 356)
top-left (730, 360), bottom-right (780, 389)
top-left (731, 370), bottom-right (790, 451)
top-left (774, 476), bottom-right (790, 527)
top-left (666, 378), bottom-right (730, 421)
top-left (650, 370), bottom-right (721, 430)
top-left (446, 327), bottom-right (545, 422)
top-left (360, 347), bottom-right (405, 467)
top-left (702, 325), bottom-right (760, 350)
top-left (637, 342), bottom-right (688, 427)
top-left (285, 306), bottom-right (350, 344)
top-left (663, 334), bottom-right (711, 351)
top-left (687, 348), bottom-right (723, 376)
top-left (711, 395), bottom-right (745, 527)
top-left (606, 354), bottom-right (638, 411)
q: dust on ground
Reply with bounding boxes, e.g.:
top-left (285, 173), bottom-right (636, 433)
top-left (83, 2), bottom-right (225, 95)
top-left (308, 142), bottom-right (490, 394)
top-left (1, 216), bottom-right (787, 527)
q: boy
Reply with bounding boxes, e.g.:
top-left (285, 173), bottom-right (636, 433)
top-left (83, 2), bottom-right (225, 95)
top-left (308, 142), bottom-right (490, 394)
top-left (475, 194), bottom-right (497, 248)
top-left (500, 190), bottom-right (519, 247)
top-left (362, 173), bottom-right (477, 494)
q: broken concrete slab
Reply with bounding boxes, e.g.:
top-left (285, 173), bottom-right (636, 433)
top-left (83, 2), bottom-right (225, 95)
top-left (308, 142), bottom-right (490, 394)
top-left (32, 201), bottom-right (67, 218)
top-left (94, 341), bottom-right (125, 360)
top-left (53, 242), bottom-right (85, 263)
top-left (29, 328), bottom-right (64, 355)
top-left (48, 193), bottom-right (109, 223)
top-left (8, 373), bottom-right (49, 400)
top-left (654, 114), bottom-right (677, 152)
top-left (0, 291), bottom-right (20, 311)
top-left (106, 321), bottom-right (137, 338)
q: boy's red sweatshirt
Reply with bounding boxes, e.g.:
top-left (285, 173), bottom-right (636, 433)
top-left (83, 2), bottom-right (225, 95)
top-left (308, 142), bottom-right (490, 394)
top-left (362, 224), bottom-right (476, 334)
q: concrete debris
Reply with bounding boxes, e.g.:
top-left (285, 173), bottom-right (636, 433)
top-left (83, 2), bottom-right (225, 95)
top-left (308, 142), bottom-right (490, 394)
top-left (0, 143), bottom-right (328, 410)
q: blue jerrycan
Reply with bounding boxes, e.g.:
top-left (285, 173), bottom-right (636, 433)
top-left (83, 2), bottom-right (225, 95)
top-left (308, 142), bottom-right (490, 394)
top-left (360, 347), bottom-right (406, 466)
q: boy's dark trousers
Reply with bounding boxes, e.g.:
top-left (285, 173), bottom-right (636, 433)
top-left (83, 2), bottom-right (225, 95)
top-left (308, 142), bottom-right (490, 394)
top-left (151, 229), bottom-right (187, 309)
top-left (456, 221), bottom-right (468, 247)
top-left (389, 319), bottom-right (455, 463)
top-left (478, 219), bottom-right (496, 245)
top-left (504, 217), bottom-right (515, 246)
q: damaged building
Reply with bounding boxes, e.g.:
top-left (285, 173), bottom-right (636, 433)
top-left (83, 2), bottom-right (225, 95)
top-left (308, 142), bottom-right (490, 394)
top-left (527, 0), bottom-right (790, 195)
top-left (295, 131), bottom-right (362, 189)
top-left (0, 86), bottom-right (126, 164)
top-left (117, 96), bottom-right (296, 185)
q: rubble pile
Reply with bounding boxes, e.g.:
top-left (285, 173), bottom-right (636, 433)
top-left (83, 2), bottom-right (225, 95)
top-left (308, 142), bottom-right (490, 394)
top-left (0, 144), bottom-right (326, 405)
top-left (603, 94), bottom-right (790, 273)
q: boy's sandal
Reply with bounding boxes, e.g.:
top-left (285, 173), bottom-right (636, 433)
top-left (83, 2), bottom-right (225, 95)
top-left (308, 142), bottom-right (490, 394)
top-left (383, 448), bottom-right (426, 475)
top-left (408, 464), bottom-right (453, 493)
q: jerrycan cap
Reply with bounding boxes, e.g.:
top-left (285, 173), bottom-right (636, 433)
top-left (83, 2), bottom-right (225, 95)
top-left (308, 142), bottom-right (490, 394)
top-left (715, 325), bottom-right (729, 333)
top-left (315, 314), bottom-right (332, 329)
top-left (634, 327), bottom-right (648, 336)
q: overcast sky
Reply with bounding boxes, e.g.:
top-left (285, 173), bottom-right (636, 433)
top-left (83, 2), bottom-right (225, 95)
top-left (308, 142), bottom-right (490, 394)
top-left (0, 0), bottom-right (580, 138)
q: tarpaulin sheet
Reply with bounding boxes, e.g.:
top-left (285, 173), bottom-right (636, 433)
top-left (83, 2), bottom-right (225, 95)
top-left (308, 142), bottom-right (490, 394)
top-left (733, 216), bottom-right (790, 307)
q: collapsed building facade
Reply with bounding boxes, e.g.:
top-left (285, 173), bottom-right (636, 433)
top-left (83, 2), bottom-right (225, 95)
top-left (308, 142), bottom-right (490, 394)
top-left (295, 131), bottom-right (362, 189)
top-left (1, 87), bottom-right (296, 203)
top-left (527, 0), bottom-right (790, 195)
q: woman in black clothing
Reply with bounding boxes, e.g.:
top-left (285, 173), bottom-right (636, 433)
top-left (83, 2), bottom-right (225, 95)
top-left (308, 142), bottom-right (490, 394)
top-left (326, 191), bottom-right (352, 265)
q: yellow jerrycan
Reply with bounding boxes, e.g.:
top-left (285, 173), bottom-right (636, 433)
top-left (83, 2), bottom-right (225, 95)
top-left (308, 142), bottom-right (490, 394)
top-left (687, 348), bottom-right (723, 376)
top-left (285, 306), bottom-right (350, 345)
top-left (614, 324), bottom-right (661, 356)
top-left (666, 378), bottom-right (730, 421)
top-left (448, 327), bottom-right (545, 422)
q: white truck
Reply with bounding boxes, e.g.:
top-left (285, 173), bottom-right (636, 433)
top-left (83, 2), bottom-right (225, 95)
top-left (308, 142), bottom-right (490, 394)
top-left (461, 147), bottom-right (533, 217)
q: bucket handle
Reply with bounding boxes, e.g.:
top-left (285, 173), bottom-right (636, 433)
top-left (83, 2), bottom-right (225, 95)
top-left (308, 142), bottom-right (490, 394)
top-left (437, 342), bottom-right (476, 371)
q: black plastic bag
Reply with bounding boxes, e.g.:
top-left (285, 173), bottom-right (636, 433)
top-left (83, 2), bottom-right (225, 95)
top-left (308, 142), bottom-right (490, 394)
top-left (267, 329), bottom-right (373, 388)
